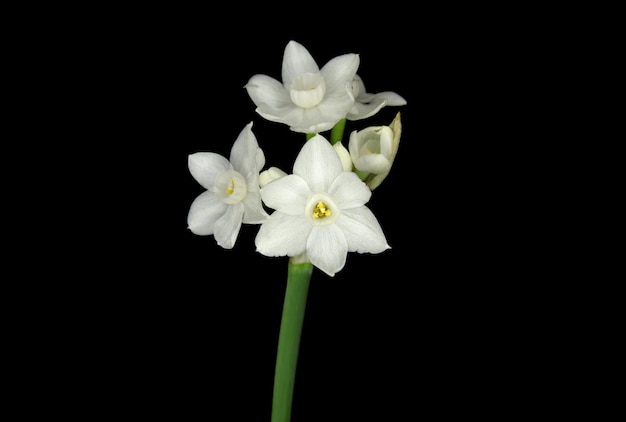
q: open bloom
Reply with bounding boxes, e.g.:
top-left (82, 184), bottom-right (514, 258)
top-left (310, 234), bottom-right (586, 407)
top-left (187, 122), bottom-right (269, 248)
top-left (245, 40), bottom-right (359, 134)
top-left (349, 112), bottom-right (402, 190)
top-left (346, 74), bottom-right (407, 121)
top-left (255, 135), bottom-right (390, 277)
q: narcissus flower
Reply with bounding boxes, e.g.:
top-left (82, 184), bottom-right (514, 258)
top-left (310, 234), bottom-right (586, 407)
top-left (348, 112), bottom-right (402, 190)
top-left (187, 122), bottom-right (269, 249)
top-left (255, 135), bottom-right (390, 277)
top-left (245, 40), bottom-right (359, 134)
top-left (346, 74), bottom-right (407, 121)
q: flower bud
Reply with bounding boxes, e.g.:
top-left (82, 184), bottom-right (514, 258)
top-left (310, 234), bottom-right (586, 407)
top-left (259, 166), bottom-right (288, 188)
top-left (348, 112), bottom-right (402, 190)
top-left (333, 141), bottom-right (353, 172)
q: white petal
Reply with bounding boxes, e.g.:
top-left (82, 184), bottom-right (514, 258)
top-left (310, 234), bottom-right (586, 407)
top-left (255, 148), bottom-right (266, 173)
top-left (336, 207), bottom-right (390, 254)
top-left (348, 89), bottom-right (406, 120)
top-left (372, 91), bottom-right (407, 106)
top-left (255, 212), bottom-right (311, 257)
top-left (316, 87), bottom-right (355, 121)
top-left (348, 130), bottom-right (360, 164)
top-left (187, 191), bottom-right (228, 235)
top-left (257, 101), bottom-right (305, 127)
top-left (188, 153), bottom-right (231, 191)
top-left (293, 135), bottom-right (343, 192)
top-left (328, 172), bottom-right (371, 209)
top-left (295, 107), bottom-right (341, 134)
top-left (242, 191), bottom-right (269, 224)
top-left (281, 40), bottom-right (319, 88)
top-left (378, 126), bottom-right (394, 157)
top-left (333, 142), bottom-right (353, 172)
top-left (260, 174), bottom-right (310, 215)
top-left (346, 98), bottom-right (387, 121)
top-left (214, 202), bottom-right (244, 249)
top-left (320, 53), bottom-right (359, 94)
top-left (259, 167), bottom-right (288, 187)
top-left (306, 225), bottom-right (348, 277)
top-left (355, 154), bottom-right (391, 174)
top-left (245, 74), bottom-right (292, 109)
top-left (230, 122), bottom-right (261, 177)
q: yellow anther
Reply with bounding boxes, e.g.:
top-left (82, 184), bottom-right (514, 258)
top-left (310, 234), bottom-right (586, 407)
top-left (313, 201), bottom-right (331, 218)
top-left (226, 180), bottom-right (235, 195)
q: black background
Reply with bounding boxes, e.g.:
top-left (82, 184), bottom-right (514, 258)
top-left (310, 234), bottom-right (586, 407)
top-left (23, 11), bottom-right (572, 421)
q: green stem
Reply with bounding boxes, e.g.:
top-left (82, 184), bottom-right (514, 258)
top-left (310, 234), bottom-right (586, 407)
top-left (330, 118), bottom-right (346, 145)
top-left (272, 258), bottom-right (313, 422)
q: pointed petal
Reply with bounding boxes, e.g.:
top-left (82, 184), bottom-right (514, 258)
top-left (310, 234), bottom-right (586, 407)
top-left (187, 191), bottom-right (228, 235)
top-left (257, 101), bottom-right (304, 127)
top-left (306, 225), bottom-right (348, 277)
top-left (255, 212), bottom-right (311, 257)
top-left (372, 91), bottom-right (407, 106)
top-left (230, 122), bottom-right (261, 177)
top-left (214, 202), bottom-right (244, 249)
top-left (188, 153), bottom-right (231, 191)
top-left (293, 135), bottom-right (343, 192)
top-left (245, 74), bottom-right (292, 109)
top-left (336, 207), bottom-right (390, 254)
top-left (328, 172), bottom-right (371, 209)
top-left (281, 40), bottom-right (319, 87)
top-left (260, 174), bottom-right (310, 215)
top-left (347, 98), bottom-right (387, 120)
top-left (242, 191), bottom-right (269, 224)
top-left (320, 54), bottom-right (359, 93)
top-left (333, 141), bottom-right (353, 172)
top-left (356, 90), bottom-right (406, 106)
top-left (255, 148), bottom-right (266, 173)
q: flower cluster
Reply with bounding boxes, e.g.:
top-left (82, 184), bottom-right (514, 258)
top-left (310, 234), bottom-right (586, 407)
top-left (187, 40), bottom-right (406, 276)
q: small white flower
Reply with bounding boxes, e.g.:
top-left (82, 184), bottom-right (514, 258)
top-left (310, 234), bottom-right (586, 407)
top-left (255, 135), bottom-right (390, 277)
top-left (349, 112), bottom-right (402, 190)
top-left (259, 166), bottom-right (288, 188)
top-left (245, 40), bottom-right (359, 134)
top-left (346, 74), bottom-right (407, 121)
top-left (187, 122), bottom-right (269, 249)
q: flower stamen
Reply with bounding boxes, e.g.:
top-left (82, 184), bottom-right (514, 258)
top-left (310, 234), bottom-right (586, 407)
top-left (313, 201), bottom-right (331, 218)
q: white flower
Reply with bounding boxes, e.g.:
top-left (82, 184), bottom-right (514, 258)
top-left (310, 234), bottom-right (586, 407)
top-left (245, 40), bottom-right (359, 134)
top-left (348, 112), bottom-right (402, 190)
top-left (255, 135), bottom-right (390, 277)
top-left (259, 166), bottom-right (288, 188)
top-left (346, 74), bottom-right (407, 121)
top-left (187, 122), bottom-right (269, 248)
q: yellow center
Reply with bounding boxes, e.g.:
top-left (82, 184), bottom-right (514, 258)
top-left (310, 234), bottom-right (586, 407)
top-left (313, 201), bottom-right (331, 218)
top-left (226, 180), bottom-right (235, 195)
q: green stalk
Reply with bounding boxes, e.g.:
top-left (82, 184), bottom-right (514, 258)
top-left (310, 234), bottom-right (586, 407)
top-left (272, 258), bottom-right (313, 422)
top-left (330, 118), bottom-right (346, 145)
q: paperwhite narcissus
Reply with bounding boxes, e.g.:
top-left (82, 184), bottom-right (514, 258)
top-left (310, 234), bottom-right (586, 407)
top-left (346, 74), bottom-right (407, 121)
top-left (244, 40), bottom-right (359, 134)
top-left (255, 135), bottom-right (390, 277)
top-left (187, 122), bottom-right (269, 249)
top-left (348, 112), bottom-right (402, 190)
